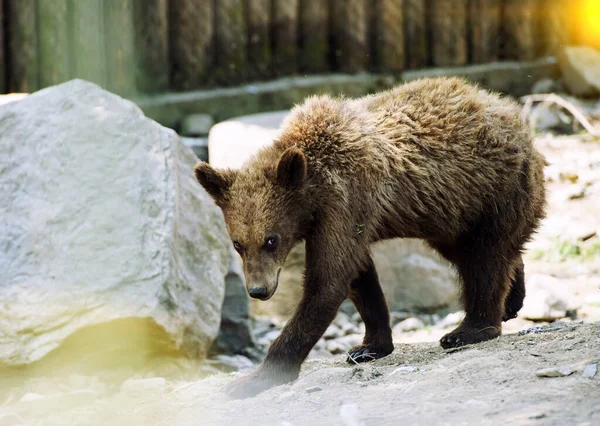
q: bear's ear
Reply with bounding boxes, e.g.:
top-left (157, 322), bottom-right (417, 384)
top-left (276, 147), bottom-right (306, 189)
top-left (194, 162), bottom-right (237, 204)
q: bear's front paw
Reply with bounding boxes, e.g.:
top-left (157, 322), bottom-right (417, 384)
top-left (346, 343), bottom-right (394, 364)
top-left (222, 369), bottom-right (297, 399)
top-left (440, 324), bottom-right (501, 349)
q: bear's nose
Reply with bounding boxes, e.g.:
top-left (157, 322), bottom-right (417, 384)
top-left (248, 287), bottom-right (268, 299)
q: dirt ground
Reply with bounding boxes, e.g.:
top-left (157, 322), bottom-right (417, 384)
top-left (1, 129), bottom-right (599, 426)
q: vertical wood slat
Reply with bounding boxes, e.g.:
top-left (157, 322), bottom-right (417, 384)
top-left (214, 0), bottom-right (247, 84)
top-left (38, 0), bottom-right (69, 87)
top-left (539, 0), bottom-right (570, 57)
top-left (430, 0), bottom-right (468, 67)
top-left (245, 0), bottom-right (270, 80)
top-left (104, 0), bottom-right (136, 96)
top-left (133, 0), bottom-right (169, 93)
top-left (6, 0), bottom-right (38, 92)
top-left (469, 0), bottom-right (501, 63)
top-left (502, 0), bottom-right (537, 61)
top-left (371, 0), bottom-right (404, 72)
top-left (169, 0), bottom-right (213, 90)
top-left (330, 0), bottom-right (368, 73)
top-left (298, 0), bottom-right (328, 73)
top-left (404, 0), bottom-right (427, 69)
top-left (0, 0), bottom-right (5, 93)
top-left (70, 0), bottom-right (106, 88)
top-left (271, 0), bottom-right (298, 76)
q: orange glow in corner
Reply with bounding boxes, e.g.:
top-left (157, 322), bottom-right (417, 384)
top-left (575, 0), bottom-right (600, 48)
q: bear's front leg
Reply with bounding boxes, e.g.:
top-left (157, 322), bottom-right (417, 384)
top-left (223, 241), bottom-right (354, 399)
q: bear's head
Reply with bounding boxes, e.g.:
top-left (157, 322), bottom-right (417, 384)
top-left (194, 147), bottom-right (309, 301)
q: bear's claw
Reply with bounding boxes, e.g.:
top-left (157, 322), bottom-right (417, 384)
top-left (346, 343), bottom-right (393, 364)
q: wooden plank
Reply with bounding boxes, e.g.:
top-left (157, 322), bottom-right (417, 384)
top-left (38, 0), bottom-right (70, 87)
top-left (6, 0), bottom-right (38, 92)
top-left (298, 0), bottom-right (328, 73)
top-left (245, 0), bottom-right (270, 80)
top-left (469, 0), bottom-right (501, 63)
top-left (104, 0), bottom-right (136, 96)
top-left (502, 0), bottom-right (536, 61)
top-left (404, 0), bottom-right (427, 69)
top-left (132, 0), bottom-right (169, 93)
top-left (0, 0), bottom-right (5, 93)
top-left (371, 0), bottom-right (404, 72)
top-left (271, 0), bottom-right (298, 76)
top-left (331, 0), bottom-right (368, 72)
top-left (214, 0), bottom-right (246, 84)
top-left (70, 0), bottom-right (107, 88)
top-left (168, 0), bottom-right (213, 90)
top-left (430, 0), bottom-right (467, 67)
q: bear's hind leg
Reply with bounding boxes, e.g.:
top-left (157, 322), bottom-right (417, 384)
top-left (503, 256), bottom-right (525, 322)
top-left (440, 245), bottom-right (513, 349)
top-left (346, 257), bottom-right (394, 363)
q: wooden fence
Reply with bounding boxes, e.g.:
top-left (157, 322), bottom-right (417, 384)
top-left (0, 0), bottom-right (576, 97)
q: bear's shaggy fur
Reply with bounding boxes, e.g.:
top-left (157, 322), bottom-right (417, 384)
top-left (194, 77), bottom-right (547, 399)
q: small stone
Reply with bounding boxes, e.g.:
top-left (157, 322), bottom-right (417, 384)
top-left (340, 322), bottom-right (356, 336)
top-left (581, 363), bottom-right (597, 379)
top-left (180, 113), bottom-right (214, 136)
top-left (536, 366), bottom-right (575, 377)
top-left (120, 377), bottom-right (168, 396)
top-left (531, 78), bottom-right (559, 94)
top-left (324, 324), bottom-right (342, 340)
top-left (392, 317), bottom-right (425, 333)
top-left (326, 334), bottom-right (363, 354)
top-left (305, 386), bottom-right (323, 394)
top-left (209, 354), bottom-right (255, 372)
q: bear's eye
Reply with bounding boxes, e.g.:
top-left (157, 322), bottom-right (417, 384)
top-left (232, 241), bottom-right (243, 253)
top-left (264, 235), bottom-right (279, 251)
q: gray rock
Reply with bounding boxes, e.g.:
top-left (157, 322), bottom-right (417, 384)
top-left (437, 311), bottom-right (465, 329)
top-left (0, 79), bottom-right (230, 365)
top-left (305, 386), bottom-right (323, 393)
top-left (536, 366), bottom-right (575, 377)
top-left (392, 317), bottom-right (425, 333)
top-left (208, 354), bottom-right (255, 373)
top-left (390, 311), bottom-right (411, 326)
top-left (558, 46), bottom-right (600, 97)
top-left (531, 78), bottom-right (560, 94)
top-left (180, 113), bottom-right (214, 136)
top-left (581, 363), bottom-right (597, 379)
top-left (323, 324), bottom-right (342, 340)
top-left (326, 334), bottom-right (363, 354)
top-left (211, 248), bottom-right (256, 356)
top-left (521, 275), bottom-right (572, 322)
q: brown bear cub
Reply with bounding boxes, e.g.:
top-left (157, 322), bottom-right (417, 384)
top-left (194, 77), bottom-right (546, 399)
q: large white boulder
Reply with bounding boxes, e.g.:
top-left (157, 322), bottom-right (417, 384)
top-left (208, 111), bottom-right (459, 322)
top-left (558, 46), bottom-right (600, 97)
top-left (0, 79), bottom-right (231, 365)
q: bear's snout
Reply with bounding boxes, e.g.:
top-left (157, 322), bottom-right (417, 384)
top-left (248, 287), bottom-right (269, 300)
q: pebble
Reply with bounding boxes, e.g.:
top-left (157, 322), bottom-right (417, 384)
top-left (536, 366), bottom-right (575, 377)
top-left (305, 386), bottom-right (323, 394)
top-left (389, 311), bottom-right (410, 326)
top-left (323, 324), bottom-right (342, 340)
top-left (581, 363), bottom-right (597, 379)
top-left (392, 317), bottom-right (425, 333)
